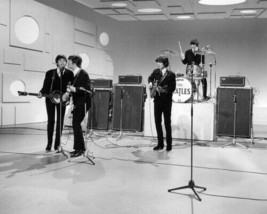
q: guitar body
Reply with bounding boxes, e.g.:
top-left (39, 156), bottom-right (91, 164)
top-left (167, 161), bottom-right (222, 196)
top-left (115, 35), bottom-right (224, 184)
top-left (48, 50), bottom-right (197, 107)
top-left (18, 90), bottom-right (70, 106)
top-left (150, 80), bottom-right (158, 98)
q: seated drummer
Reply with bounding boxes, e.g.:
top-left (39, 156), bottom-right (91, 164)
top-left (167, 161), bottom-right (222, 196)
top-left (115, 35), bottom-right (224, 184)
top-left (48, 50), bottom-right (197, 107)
top-left (180, 39), bottom-right (208, 100)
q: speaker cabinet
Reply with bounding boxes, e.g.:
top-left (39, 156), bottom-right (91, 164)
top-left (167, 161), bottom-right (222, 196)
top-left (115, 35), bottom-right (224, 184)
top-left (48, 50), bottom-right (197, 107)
top-left (112, 84), bottom-right (146, 132)
top-left (87, 89), bottom-right (112, 130)
top-left (216, 87), bottom-right (253, 138)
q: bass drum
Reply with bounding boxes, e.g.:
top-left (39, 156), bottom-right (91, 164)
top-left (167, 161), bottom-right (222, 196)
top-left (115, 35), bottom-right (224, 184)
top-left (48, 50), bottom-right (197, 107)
top-left (172, 77), bottom-right (192, 103)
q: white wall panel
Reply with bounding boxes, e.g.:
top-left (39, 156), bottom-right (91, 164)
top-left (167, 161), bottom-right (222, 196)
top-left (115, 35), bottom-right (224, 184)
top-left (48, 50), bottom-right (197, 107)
top-left (74, 17), bottom-right (96, 35)
top-left (2, 105), bottom-right (15, 125)
top-left (74, 30), bottom-right (96, 48)
top-left (24, 51), bottom-right (47, 72)
top-left (10, 0), bottom-right (45, 51)
top-left (0, 0), bottom-right (9, 26)
top-left (45, 34), bottom-right (52, 53)
top-left (3, 49), bottom-right (23, 65)
top-left (51, 8), bottom-right (74, 59)
top-left (74, 44), bottom-right (105, 76)
top-left (2, 72), bottom-right (29, 103)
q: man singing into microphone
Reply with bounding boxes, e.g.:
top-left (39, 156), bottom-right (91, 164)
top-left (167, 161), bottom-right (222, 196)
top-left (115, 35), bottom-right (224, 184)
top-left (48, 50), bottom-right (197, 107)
top-left (180, 39), bottom-right (208, 100)
top-left (39, 55), bottom-right (74, 152)
top-left (67, 55), bottom-right (91, 158)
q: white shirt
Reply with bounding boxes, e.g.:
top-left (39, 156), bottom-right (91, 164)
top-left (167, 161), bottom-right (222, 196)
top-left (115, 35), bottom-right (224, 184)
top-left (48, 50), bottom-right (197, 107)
top-left (57, 67), bottom-right (65, 77)
top-left (73, 67), bottom-right (80, 76)
top-left (161, 68), bottom-right (167, 76)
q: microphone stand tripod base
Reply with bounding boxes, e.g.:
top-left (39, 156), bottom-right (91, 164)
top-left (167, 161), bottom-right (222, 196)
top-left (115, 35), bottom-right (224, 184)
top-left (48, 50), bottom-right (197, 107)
top-left (222, 138), bottom-right (248, 149)
top-left (168, 180), bottom-right (206, 201)
top-left (116, 131), bottom-right (123, 141)
top-left (59, 146), bottom-right (70, 159)
top-left (83, 151), bottom-right (95, 165)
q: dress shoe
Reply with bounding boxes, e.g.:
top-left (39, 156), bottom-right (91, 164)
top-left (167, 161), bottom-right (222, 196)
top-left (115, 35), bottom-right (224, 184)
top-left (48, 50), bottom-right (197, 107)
top-left (153, 145), bottom-right (164, 151)
top-left (69, 150), bottom-right (76, 155)
top-left (166, 146), bottom-right (172, 151)
top-left (45, 145), bottom-right (51, 152)
top-left (70, 150), bottom-right (84, 158)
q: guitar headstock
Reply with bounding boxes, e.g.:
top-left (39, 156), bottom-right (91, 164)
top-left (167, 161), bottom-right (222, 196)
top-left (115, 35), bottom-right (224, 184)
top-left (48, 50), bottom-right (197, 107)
top-left (17, 91), bottom-right (27, 96)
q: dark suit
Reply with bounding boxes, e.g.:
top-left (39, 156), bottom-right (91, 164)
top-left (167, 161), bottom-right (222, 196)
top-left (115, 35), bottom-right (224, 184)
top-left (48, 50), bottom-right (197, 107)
top-left (71, 69), bottom-right (91, 152)
top-left (182, 49), bottom-right (207, 99)
top-left (148, 68), bottom-right (176, 149)
top-left (40, 68), bottom-right (74, 150)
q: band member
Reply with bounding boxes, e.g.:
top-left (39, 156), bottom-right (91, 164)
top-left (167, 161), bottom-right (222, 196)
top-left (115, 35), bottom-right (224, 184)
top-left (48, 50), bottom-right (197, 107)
top-left (148, 55), bottom-right (176, 151)
top-left (67, 55), bottom-right (91, 158)
top-left (180, 39), bottom-right (208, 100)
top-left (39, 55), bottom-right (74, 152)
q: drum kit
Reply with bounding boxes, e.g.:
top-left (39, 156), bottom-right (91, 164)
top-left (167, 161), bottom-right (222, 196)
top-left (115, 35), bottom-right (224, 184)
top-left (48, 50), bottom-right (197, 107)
top-left (161, 44), bottom-right (216, 103)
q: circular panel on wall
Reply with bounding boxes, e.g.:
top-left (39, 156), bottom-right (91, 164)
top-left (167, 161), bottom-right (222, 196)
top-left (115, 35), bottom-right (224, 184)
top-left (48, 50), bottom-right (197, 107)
top-left (10, 80), bottom-right (26, 96)
top-left (15, 16), bottom-right (39, 44)
top-left (79, 53), bottom-right (90, 69)
top-left (99, 32), bottom-right (109, 46)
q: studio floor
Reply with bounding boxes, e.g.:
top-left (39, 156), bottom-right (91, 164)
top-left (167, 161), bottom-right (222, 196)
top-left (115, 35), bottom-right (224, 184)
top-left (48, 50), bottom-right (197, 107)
top-left (0, 123), bottom-right (267, 214)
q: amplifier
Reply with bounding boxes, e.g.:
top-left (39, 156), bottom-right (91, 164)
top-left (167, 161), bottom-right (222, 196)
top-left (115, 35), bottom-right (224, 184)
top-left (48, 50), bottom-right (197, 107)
top-left (118, 75), bottom-right (142, 84)
top-left (220, 76), bottom-right (245, 87)
top-left (91, 79), bottom-right (113, 88)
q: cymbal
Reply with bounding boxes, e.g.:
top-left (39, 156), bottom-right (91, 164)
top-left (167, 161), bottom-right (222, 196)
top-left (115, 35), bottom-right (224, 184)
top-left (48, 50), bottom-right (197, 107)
top-left (201, 46), bottom-right (216, 55)
top-left (194, 49), bottom-right (204, 54)
top-left (205, 49), bottom-right (216, 55)
top-left (161, 49), bottom-right (178, 55)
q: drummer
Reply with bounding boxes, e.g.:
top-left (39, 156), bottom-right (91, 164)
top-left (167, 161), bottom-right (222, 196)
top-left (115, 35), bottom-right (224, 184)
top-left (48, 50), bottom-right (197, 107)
top-left (180, 39), bottom-right (208, 100)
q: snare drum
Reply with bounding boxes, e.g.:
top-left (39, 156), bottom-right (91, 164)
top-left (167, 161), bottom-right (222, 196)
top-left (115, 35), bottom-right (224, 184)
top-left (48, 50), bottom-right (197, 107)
top-left (186, 64), bottom-right (202, 78)
top-left (172, 77), bottom-right (192, 103)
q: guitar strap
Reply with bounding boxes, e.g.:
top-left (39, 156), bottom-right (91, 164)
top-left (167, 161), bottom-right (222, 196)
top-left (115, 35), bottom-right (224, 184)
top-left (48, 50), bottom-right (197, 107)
top-left (158, 70), bottom-right (168, 85)
top-left (72, 69), bottom-right (81, 86)
top-left (50, 70), bottom-right (56, 93)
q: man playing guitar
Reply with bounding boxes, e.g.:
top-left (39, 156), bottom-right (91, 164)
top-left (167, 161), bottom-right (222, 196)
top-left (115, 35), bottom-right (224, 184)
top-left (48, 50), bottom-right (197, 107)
top-left (38, 55), bottom-right (74, 152)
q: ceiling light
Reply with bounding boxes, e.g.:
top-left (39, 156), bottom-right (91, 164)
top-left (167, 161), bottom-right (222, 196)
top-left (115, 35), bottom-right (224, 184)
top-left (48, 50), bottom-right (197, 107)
top-left (199, 0), bottom-right (246, 5)
top-left (240, 10), bottom-right (257, 14)
top-left (112, 3), bottom-right (127, 7)
top-left (177, 15), bottom-right (192, 19)
top-left (137, 8), bottom-right (162, 13)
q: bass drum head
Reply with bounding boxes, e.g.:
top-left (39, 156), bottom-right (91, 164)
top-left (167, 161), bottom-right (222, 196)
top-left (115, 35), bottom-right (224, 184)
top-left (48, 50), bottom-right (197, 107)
top-left (172, 77), bottom-right (192, 103)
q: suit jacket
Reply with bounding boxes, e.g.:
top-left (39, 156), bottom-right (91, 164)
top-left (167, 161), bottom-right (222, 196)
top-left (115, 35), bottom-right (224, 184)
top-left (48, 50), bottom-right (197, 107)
top-left (40, 68), bottom-right (74, 95)
top-left (148, 68), bottom-right (176, 102)
top-left (72, 69), bottom-right (91, 109)
top-left (182, 49), bottom-right (205, 66)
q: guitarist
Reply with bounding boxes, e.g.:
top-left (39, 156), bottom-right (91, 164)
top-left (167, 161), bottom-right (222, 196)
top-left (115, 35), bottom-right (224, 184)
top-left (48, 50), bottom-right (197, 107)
top-left (148, 55), bottom-right (176, 151)
top-left (38, 55), bottom-right (74, 152)
top-left (66, 55), bottom-right (91, 158)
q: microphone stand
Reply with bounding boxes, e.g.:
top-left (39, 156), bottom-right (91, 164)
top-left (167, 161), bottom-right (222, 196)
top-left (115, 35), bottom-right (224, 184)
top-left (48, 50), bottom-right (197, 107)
top-left (58, 68), bottom-right (69, 159)
top-left (168, 72), bottom-right (206, 201)
top-left (116, 86), bottom-right (124, 141)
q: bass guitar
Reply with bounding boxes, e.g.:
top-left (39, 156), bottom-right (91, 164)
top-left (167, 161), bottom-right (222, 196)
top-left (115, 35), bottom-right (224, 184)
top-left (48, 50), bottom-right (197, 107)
top-left (18, 90), bottom-right (70, 106)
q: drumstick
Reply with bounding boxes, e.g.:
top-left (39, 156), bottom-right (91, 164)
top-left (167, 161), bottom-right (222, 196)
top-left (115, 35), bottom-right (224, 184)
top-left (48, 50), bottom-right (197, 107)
top-left (178, 41), bottom-right (183, 54)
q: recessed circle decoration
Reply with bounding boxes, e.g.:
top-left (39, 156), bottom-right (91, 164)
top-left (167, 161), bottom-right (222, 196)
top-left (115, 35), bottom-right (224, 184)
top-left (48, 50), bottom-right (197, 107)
top-left (99, 32), bottom-right (109, 46)
top-left (15, 16), bottom-right (39, 44)
top-left (10, 80), bottom-right (26, 96)
top-left (79, 53), bottom-right (90, 69)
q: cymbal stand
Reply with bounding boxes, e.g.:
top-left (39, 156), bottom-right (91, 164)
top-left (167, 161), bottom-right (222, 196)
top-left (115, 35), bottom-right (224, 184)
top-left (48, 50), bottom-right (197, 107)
top-left (222, 91), bottom-right (248, 149)
top-left (168, 73), bottom-right (206, 201)
top-left (116, 86), bottom-right (124, 141)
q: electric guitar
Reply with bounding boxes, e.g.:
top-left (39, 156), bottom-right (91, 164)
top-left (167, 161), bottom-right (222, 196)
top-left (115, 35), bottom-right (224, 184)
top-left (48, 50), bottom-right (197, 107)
top-left (17, 90), bottom-right (70, 106)
top-left (150, 80), bottom-right (158, 98)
